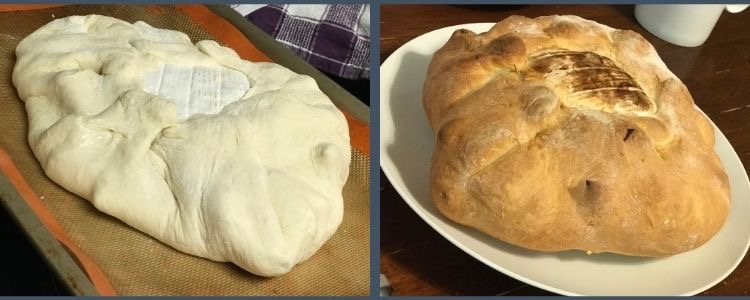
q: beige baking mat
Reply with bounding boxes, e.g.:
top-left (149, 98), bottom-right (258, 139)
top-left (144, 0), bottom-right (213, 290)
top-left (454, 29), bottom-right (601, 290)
top-left (0, 4), bottom-right (369, 296)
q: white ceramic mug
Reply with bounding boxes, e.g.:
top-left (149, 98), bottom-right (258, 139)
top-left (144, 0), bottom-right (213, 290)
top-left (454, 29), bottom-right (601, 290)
top-left (635, 4), bottom-right (749, 47)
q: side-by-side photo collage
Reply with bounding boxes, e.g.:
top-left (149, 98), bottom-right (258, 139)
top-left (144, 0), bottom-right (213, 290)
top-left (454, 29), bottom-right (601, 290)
top-left (0, 2), bottom-right (748, 297)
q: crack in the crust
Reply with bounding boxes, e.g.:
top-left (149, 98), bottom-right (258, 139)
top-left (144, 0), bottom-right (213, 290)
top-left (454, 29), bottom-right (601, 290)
top-left (468, 134), bottom-right (521, 177)
top-left (436, 67), bottom-right (520, 119)
top-left (569, 86), bottom-right (647, 95)
top-left (468, 124), bottom-right (554, 178)
top-left (624, 128), bottom-right (635, 141)
top-left (542, 66), bottom-right (625, 73)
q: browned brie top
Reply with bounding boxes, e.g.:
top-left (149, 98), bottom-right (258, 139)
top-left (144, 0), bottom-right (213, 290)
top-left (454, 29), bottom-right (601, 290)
top-left (528, 51), bottom-right (654, 114)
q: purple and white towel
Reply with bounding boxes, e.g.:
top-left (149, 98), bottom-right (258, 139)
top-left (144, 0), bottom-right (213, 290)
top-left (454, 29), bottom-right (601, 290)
top-left (230, 4), bottom-right (371, 80)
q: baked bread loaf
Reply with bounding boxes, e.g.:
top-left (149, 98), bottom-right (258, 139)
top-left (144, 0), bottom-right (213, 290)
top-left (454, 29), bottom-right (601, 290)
top-left (423, 15), bottom-right (730, 256)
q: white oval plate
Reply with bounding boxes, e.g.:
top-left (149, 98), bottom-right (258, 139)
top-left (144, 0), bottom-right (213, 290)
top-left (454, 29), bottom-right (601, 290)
top-left (379, 23), bottom-right (750, 296)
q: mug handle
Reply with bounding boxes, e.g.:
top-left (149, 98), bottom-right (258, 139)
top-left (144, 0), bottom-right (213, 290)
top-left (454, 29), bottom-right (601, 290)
top-left (726, 4), bottom-right (749, 13)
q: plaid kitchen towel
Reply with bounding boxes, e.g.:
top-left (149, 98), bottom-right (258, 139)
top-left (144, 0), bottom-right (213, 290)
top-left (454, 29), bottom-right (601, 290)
top-left (230, 4), bottom-right (370, 80)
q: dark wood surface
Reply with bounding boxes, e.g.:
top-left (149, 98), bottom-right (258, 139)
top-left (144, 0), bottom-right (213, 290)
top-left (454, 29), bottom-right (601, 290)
top-left (380, 4), bottom-right (750, 296)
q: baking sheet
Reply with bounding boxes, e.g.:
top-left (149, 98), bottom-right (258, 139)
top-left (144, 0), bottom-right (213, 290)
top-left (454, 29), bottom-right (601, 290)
top-left (0, 4), bottom-right (369, 296)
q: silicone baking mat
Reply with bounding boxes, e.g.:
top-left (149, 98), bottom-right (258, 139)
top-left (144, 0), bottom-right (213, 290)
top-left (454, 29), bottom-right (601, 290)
top-left (0, 4), bottom-right (369, 296)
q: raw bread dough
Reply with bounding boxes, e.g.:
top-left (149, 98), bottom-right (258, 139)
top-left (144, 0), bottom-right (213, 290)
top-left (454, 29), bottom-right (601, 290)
top-left (13, 15), bottom-right (351, 276)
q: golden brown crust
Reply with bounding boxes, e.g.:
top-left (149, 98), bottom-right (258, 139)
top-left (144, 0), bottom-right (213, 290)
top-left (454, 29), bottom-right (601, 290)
top-left (423, 15), bottom-right (730, 256)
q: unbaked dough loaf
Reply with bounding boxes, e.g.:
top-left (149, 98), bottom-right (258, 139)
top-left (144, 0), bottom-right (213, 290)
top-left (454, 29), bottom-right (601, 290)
top-left (13, 15), bottom-right (351, 276)
top-left (423, 15), bottom-right (729, 256)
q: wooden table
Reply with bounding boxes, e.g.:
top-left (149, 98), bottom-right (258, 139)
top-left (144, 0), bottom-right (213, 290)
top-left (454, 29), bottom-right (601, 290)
top-left (380, 4), bottom-right (750, 296)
